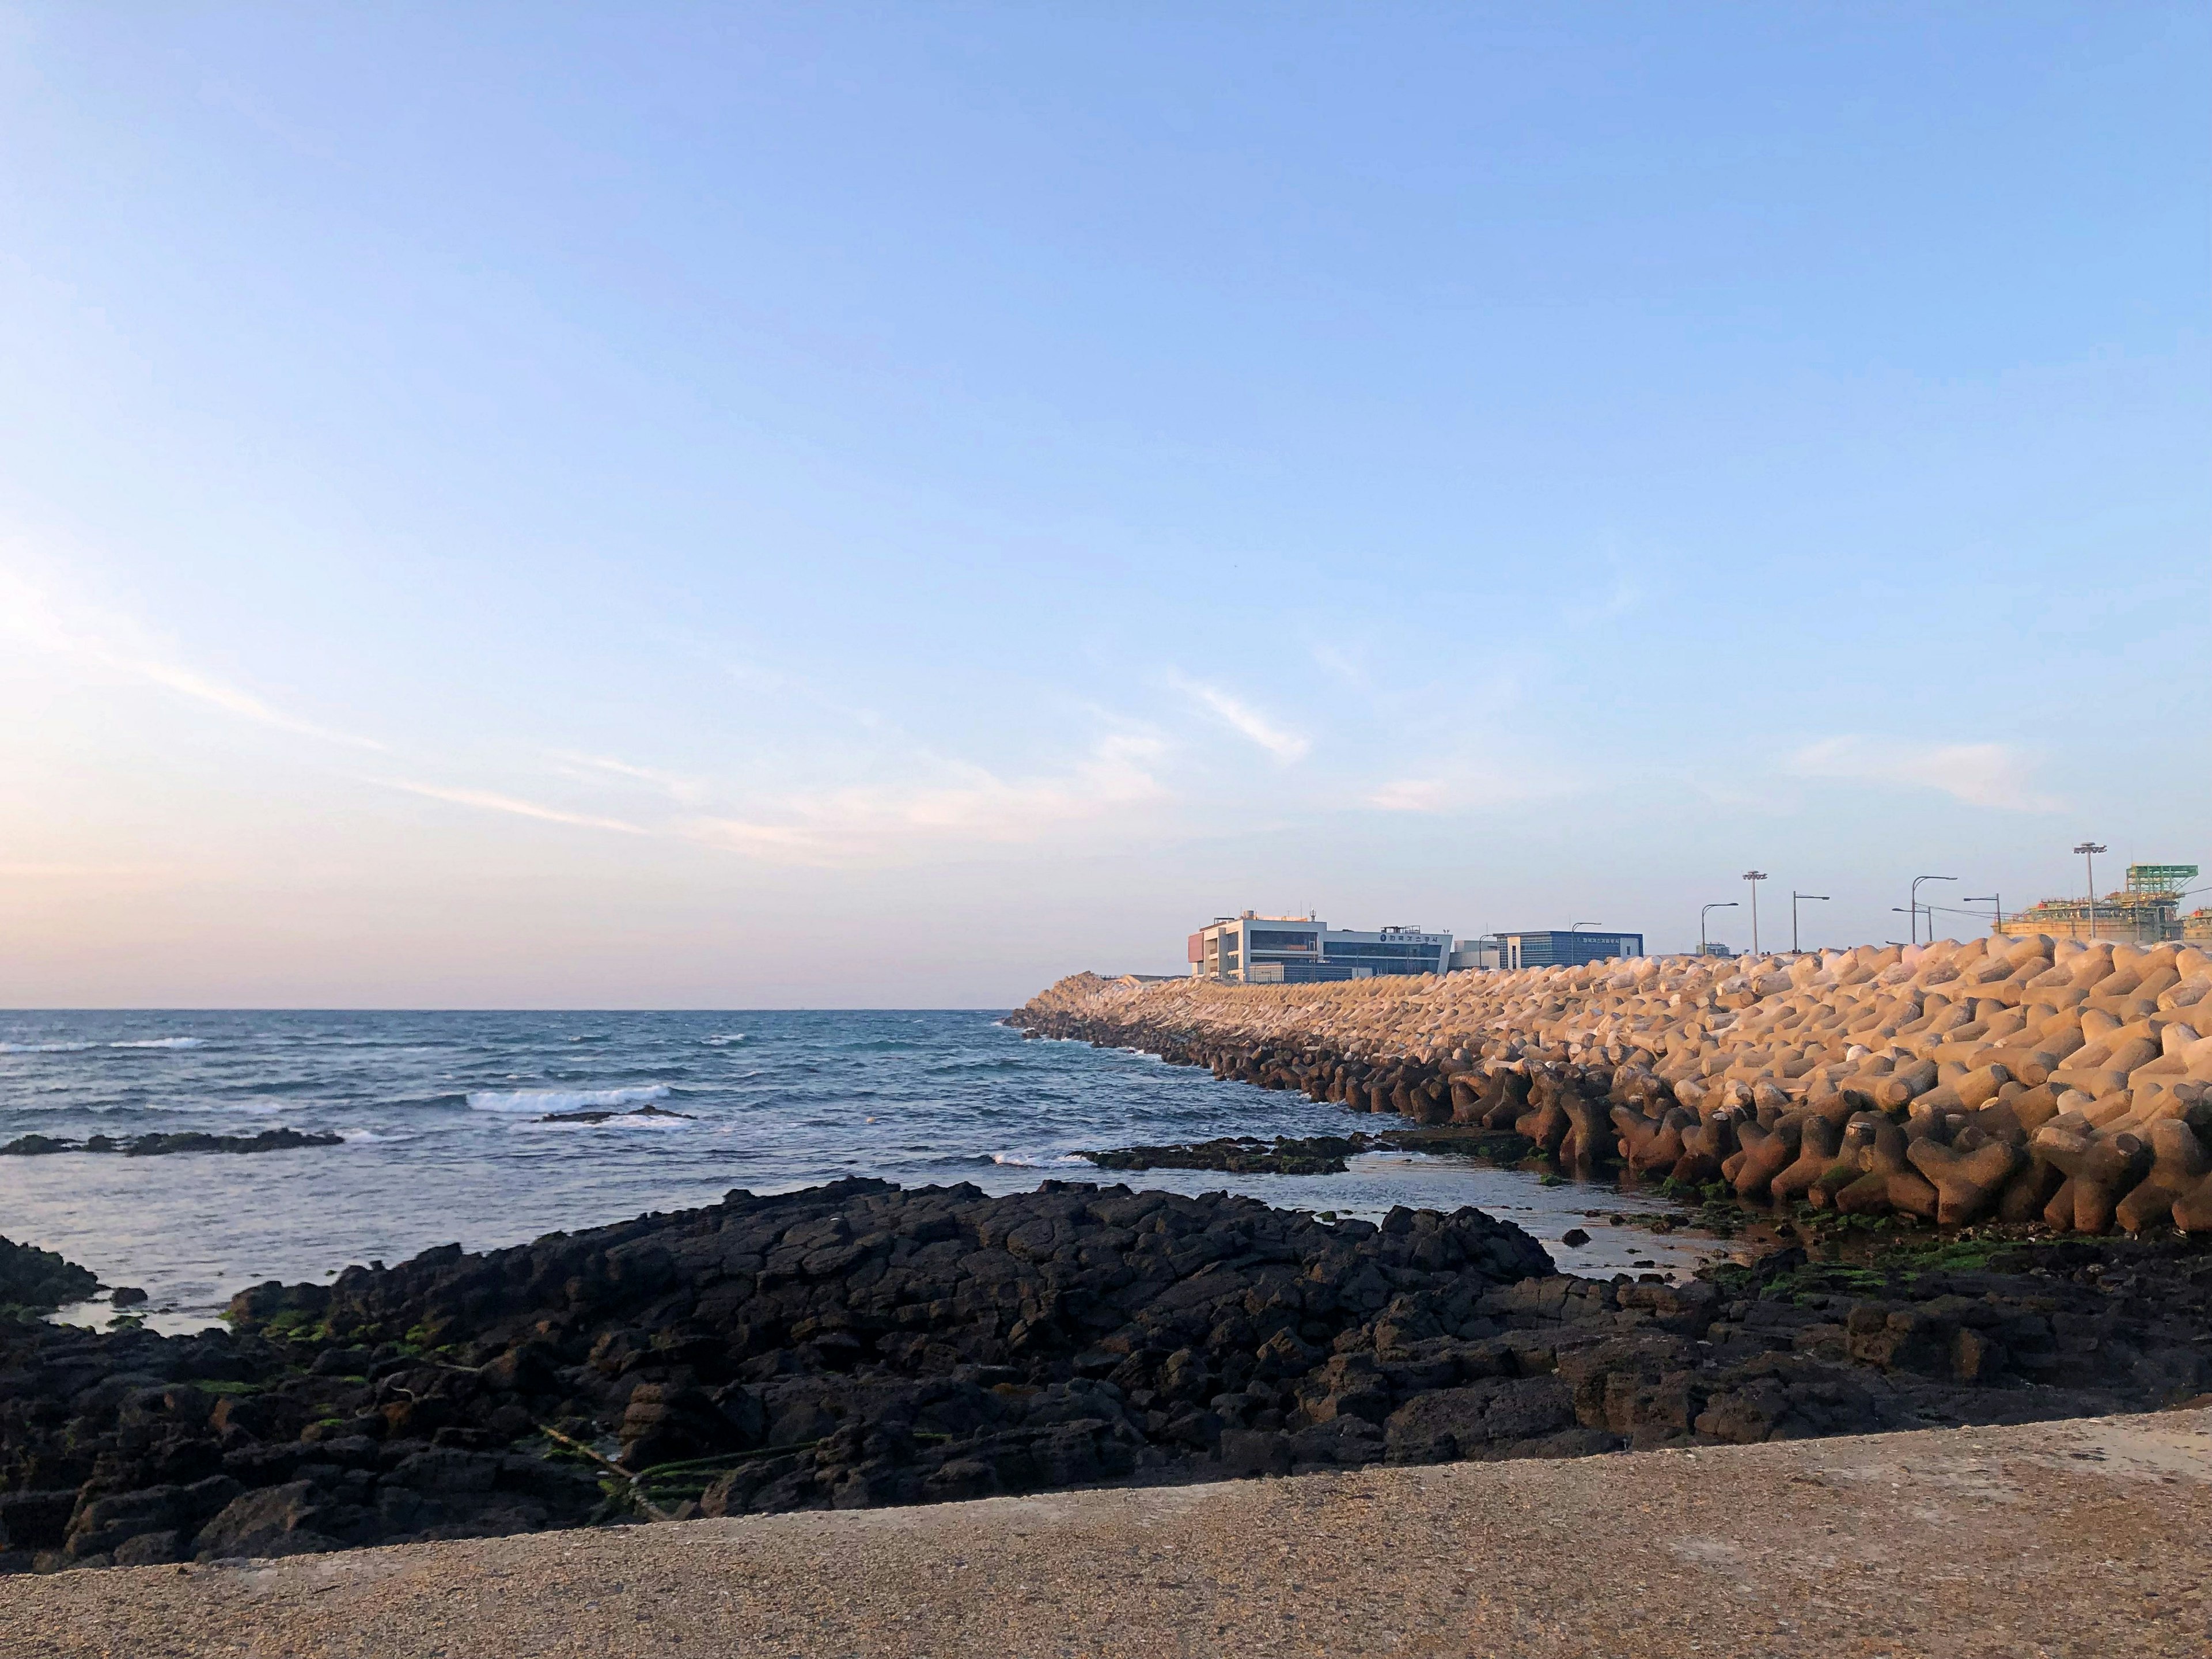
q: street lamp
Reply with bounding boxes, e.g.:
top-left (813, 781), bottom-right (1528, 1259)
top-left (1790, 892), bottom-right (1830, 953)
top-left (1742, 870), bottom-right (1767, 955)
top-left (1965, 893), bottom-right (2003, 935)
top-left (1700, 902), bottom-right (1737, 956)
top-left (2073, 842), bottom-right (2106, 941)
top-left (1909, 874), bottom-right (1957, 946)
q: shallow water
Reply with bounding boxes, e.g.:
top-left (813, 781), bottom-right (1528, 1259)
top-left (0, 1010), bottom-right (1711, 1329)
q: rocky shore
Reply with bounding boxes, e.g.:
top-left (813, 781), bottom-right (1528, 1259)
top-left (0, 1128), bottom-right (343, 1157)
top-left (7, 1169), bottom-right (2212, 1575)
top-left (1016, 934), bottom-right (2212, 1235)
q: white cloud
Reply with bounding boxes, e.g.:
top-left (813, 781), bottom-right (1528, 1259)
top-left (1367, 778), bottom-right (1455, 812)
top-left (0, 566), bottom-right (385, 751)
top-left (1165, 673), bottom-right (1309, 762)
top-left (681, 735), bottom-right (1169, 866)
top-left (373, 779), bottom-right (650, 835)
top-left (548, 750), bottom-right (706, 802)
top-left (1363, 748), bottom-right (1580, 813)
top-left (1785, 736), bottom-right (2062, 812)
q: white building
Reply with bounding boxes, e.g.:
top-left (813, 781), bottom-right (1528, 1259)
top-left (1187, 914), bottom-right (1452, 983)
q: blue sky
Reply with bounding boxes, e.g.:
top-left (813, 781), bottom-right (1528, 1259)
top-left (1, 5), bottom-right (2205, 1006)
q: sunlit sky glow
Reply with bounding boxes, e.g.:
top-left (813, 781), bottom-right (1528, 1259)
top-left (1, 5), bottom-right (2205, 1007)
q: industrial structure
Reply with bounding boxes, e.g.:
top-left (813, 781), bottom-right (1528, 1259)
top-left (1188, 914), bottom-right (1452, 983)
top-left (1997, 863), bottom-right (2200, 945)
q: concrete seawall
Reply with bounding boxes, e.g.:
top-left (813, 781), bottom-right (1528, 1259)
top-left (5, 1408), bottom-right (2203, 1657)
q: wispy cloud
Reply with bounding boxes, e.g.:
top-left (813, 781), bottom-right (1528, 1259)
top-left (0, 862), bottom-right (172, 879)
top-left (1367, 778), bottom-right (1458, 812)
top-left (1363, 760), bottom-right (1576, 813)
top-left (1785, 736), bottom-right (2062, 812)
top-left (0, 566), bottom-right (385, 751)
top-left (548, 750), bottom-right (706, 802)
top-left (373, 779), bottom-right (650, 835)
top-left (1165, 673), bottom-right (1309, 762)
top-left (681, 735), bottom-right (1170, 866)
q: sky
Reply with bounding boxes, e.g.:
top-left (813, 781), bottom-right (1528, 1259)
top-left (0, 4), bottom-right (2205, 1008)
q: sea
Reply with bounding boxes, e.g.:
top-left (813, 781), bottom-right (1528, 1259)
top-left (0, 1010), bottom-right (1709, 1331)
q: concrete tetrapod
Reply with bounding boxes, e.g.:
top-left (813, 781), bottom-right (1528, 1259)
top-left (1725, 1112), bottom-right (1801, 1203)
top-left (1905, 1128), bottom-right (2023, 1225)
top-left (2113, 1117), bottom-right (2212, 1233)
top-left (2035, 1123), bottom-right (2154, 1234)
top-left (1767, 1114), bottom-right (1844, 1206)
top-left (1832, 1116), bottom-right (1941, 1221)
top-left (1015, 935), bottom-right (2212, 1238)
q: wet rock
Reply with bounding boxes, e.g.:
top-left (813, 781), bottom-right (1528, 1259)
top-left (539, 1104), bottom-right (694, 1124)
top-left (1, 1130), bottom-right (343, 1157)
top-left (0, 1237), bottom-right (100, 1312)
top-left (1081, 1135), bottom-right (1365, 1175)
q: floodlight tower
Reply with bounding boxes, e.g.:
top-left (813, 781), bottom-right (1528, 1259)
top-left (2074, 842), bottom-right (2107, 941)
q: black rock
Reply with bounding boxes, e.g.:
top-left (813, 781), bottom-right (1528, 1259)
top-left (0, 1237), bottom-right (100, 1313)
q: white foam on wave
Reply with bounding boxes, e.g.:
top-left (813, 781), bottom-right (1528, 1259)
top-left (525, 1111), bottom-right (692, 1132)
top-left (110, 1037), bottom-right (206, 1050)
top-left (702, 1033), bottom-right (747, 1046)
top-left (0, 1041), bottom-right (96, 1054)
top-left (465, 1084), bottom-right (672, 1114)
top-left (987, 1150), bottom-right (1091, 1169)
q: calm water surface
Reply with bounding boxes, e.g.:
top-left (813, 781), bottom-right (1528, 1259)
top-left (0, 1010), bottom-right (1710, 1327)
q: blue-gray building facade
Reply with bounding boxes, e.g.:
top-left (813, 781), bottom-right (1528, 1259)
top-left (1189, 915), bottom-right (1452, 983)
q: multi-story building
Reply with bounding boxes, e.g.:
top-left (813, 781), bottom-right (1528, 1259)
top-left (1188, 914), bottom-right (1452, 983)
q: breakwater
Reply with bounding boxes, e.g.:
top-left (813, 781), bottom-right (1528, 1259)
top-left (1012, 935), bottom-right (2212, 1234)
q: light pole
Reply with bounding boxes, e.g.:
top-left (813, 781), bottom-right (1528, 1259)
top-left (1700, 902), bottom-right (1737, 956)
top-left (2073, 842), bottom-right (2106, 941)
top-left (1741, 871), bottom-right (1767, 955)
top-left (1909, 874), bottom-right (1956, 946)
top-left (1966, 893), bottom-right (2003, 935)
top-left (1791, 892), bottom-right (1829, 953)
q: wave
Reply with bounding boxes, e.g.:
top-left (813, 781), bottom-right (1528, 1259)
top-left (986, 1150), bottom-right (1092, 1169)
top-left (702, 1033), bottom-right (747, 1046)
top-left (465, 1084), bottom-right (673, 1115)
top-left (0, 1041), bottom-right (97, 1054)
top-left (110, 1037), bottom-right (206, 1050)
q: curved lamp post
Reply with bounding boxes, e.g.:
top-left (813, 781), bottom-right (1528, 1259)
top-left (1700, 901), bottom-right (1738, 956)
top-left (1910, 874), bottom-right (1956, 946)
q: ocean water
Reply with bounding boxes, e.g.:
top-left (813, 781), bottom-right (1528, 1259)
top-left (0, 1010), bottom-right (1709, 1328)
